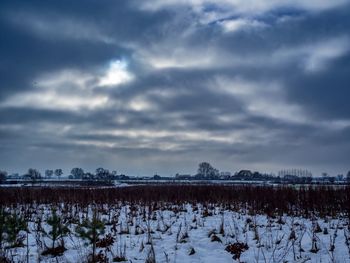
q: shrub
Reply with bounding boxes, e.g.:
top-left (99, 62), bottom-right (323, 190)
top-left (225, 242), bottom-right (249, 261)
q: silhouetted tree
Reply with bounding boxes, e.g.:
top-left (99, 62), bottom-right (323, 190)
top-left (197, 162), bottom-right (219, 179)
top-left (0, 171), bottom-right (7, 183)
top-left (54, 169), bottom-right (63, 178)
top-left (45, 169), bottom-right (53, 178)
top-left (83, 172), bottom-right (94, 180)
top-left (71, 168), bottom-right (84, 179)
top-left (95, 168), bottom-right (111, 181)
top-left (26, 168), bottom-right (41, 182)
top-left (329, 177), bottom-right (336, 184)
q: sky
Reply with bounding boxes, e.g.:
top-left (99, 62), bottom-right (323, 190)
top-left (1, 0), bottom-right (350, 176)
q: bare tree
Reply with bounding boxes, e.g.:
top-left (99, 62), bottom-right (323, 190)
top-left (71, 168), bottom-right (84, 179)
top-left (26, 168), bottom-right (41, 182)
top-left (45, 170), bottom-right (53, 178)
top-left (95, 167), bottom-right (111, 181)
top-left (54, 169), bottom-right (63, 178)
top-left (197, 162), bottom-right (219, 178)
top-left (0, 170), bottom-right (7, 183)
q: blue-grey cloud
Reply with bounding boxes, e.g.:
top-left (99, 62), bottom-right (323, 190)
top-left (1, 0), bottom-right (350, 176)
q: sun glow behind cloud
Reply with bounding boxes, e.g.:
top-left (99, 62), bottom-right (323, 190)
top-left (1, 60), bottom-right (135, 112)
top-left (99, 60), bottom-right (133, 87)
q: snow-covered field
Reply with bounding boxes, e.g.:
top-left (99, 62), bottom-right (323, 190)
top-left (2, 203), bottom-right (350, 263)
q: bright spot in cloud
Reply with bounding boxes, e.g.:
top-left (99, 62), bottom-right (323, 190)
top-left (2, 91), bottom-right (109, 111)
top-left (139, 47), bottom-right (217, 69)
top-left (99, 60), bottom-right (133, 86)
top-left (128, 97), bottom-right (154, 111)
top-left (1, 68), bottom-right (109, 111)
top-left (220, 18), bottom-right (266, 33)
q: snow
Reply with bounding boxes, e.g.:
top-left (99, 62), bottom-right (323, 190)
top-left (3, 203), bottom-right (350, 262)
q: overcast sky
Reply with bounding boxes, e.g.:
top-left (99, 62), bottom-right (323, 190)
top-left (1, 0), bottom-right (350, 176)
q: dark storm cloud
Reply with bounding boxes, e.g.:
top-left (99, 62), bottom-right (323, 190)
top-left (0, 107), bottom-right (84, 124)
top-left (285, 54), bottom-right (350, 119)
top-left (0, 0), bottom-right (350, 175)
top-left (0, 0), bottom-right (172, 99)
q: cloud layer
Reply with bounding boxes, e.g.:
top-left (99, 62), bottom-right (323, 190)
top-left (1, 0), bottom-right (350, 175)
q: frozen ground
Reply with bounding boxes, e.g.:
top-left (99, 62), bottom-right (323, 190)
top-left (3, 203), bottom-right (350, 263)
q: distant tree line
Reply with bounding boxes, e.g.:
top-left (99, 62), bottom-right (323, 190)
top-left (0, 168), bottom-right (129, 183)
top-left (1, 163), bottom-right (350, 185)
top-left (174, 162), bottom-right (350, 184)
top-left (68, 167), bottom-right (129, 181)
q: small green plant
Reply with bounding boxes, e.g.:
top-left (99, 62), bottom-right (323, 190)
top-left (42, 209), bottom-right (70, 257)
top-left (76, 209), bottom-right (105, 262)
top-left (0, 208), bottom-right (9, 250)
top-left (5, 212), bottom-right (27, 248)
top-left (0, 208), bottom-right (10, 262)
